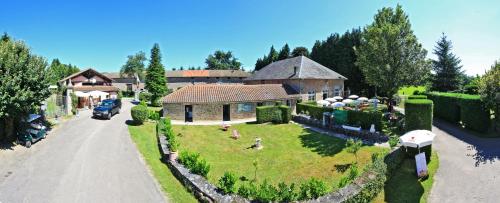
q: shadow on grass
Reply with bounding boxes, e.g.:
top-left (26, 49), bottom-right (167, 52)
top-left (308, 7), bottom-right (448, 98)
top-left (334, 163), bottom-right (352, 173)
top-left (299, 129), bottom-right (345, 157)
top-left (384, 159), bottom-right (424, 203)
top-left (125, 120), bottom-right (141, 126)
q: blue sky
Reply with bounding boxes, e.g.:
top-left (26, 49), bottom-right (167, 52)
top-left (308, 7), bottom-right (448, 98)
top-left (1, 0), bottom-right (498, 75)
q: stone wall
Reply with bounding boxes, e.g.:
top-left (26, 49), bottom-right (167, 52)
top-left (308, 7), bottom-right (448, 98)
top-left (245, 79), bottom-right (345, 102)
top-left (163, 103), bottom-right (184, 120)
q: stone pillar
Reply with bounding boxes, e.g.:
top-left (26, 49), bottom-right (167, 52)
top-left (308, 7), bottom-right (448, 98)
top-left (66, 88), bottom-right (73, 115)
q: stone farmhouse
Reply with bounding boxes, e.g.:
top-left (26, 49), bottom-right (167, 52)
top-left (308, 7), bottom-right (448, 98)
top-left (162, 56), bottom-right (346, 122)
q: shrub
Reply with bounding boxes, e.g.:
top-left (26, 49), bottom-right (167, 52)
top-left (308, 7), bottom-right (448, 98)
top-left (218, 172), bottom-right (238, 194)
top-left (405, 99), bottom-right (433, 131)
top-left (139, 92), bottom-right (152, 102)
top-left (425, 92), bottom-right (461, 123)
top-left (459, 95), bottom-right (490, 133)
top-left (337, 175), bottom-right (350, 188)
top-left (296, 102), bottom-right (332, 120)
top-left (148, 109), bottom-right (161, 120)
top-left (277, 182), bottom-right (298, 202)
top-left (347, 110), bottom-right (383, 130)
top-left (298, 178), bottom-right (328, 200)
top-left (344, 153), bottom-right (387, 203)
top-left (279, 106), bottom-right (292, 123)
top-left (238, 182), bottom-right (257, 198)
top-left (256, 179), bottom-right (279, 202)
top-left (256, 106), bottom-right (282, 124)
top-left (178, 150), bottom-right (210, 178)
top-left (131, 105), bottom-right (148, 124)
top-left (408, 95), bottom-right (427, 100)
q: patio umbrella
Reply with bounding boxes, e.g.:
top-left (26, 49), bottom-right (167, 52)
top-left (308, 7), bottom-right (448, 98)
top-left (89, 90), bottom-right (109, 97)
top-left (342, 99), bottom-right (354, 104)
top-left (75, 91), bottom-right (90, 97)
top-left (330, 102), bottom-right (345, 108)
top-left (368, 98), bottom-right (380, 103)
top-left (333, 96), bottom-right (343, 101)
top-left (316, 100), bottom-right (330, 106)
top-left (358, 97), bottom-right (368, 101)
top-left (348, 95), bottom-right (359, 99)
top-left (399, 130), bottom-right (436, 148)
top-left (325, 98), bottom-right (337, 102)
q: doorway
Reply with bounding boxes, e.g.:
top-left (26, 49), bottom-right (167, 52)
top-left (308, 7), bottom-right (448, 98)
top-left (223, 104), bottom-right (230, 121)
top-left (185, 105), bottom-right (193, 122)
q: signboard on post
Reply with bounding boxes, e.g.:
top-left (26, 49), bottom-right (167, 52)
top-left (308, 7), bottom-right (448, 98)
top-left (415, 152), bottom-right (428, 178)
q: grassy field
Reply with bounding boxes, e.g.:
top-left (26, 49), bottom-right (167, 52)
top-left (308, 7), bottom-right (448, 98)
top-left (173, 123), bottom-right (388, 190)
top-left (373, 151), bottom-right (439, 203)
top-left (128, 122), bottom-right (197, 203)
top-left (398, 86), bottom-right (427, 96)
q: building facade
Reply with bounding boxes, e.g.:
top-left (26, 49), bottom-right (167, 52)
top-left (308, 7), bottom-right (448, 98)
top-left (165, 70), bottom-right (251, 92)
top-left (245, 56), bottom-right (347, 102)
top-left (102, 72), bottom-right (144, 92)
top-left (162, 84), bottom-right (298, 122)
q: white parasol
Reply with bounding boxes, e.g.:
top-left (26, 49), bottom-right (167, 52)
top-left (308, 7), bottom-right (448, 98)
top-left (342, 99), bottom-right (354, 104)
top-left (89, 90), bottom-right (109, 98)
top-left (358, 97), bottom-right (369, 101)
top-left (368, 98), bottom-right (380, 103)
top-left (75, 91), bottom-right (90, 97)
top-left (330, 102), bottom-right (345, 108)
top-left (316, 100), bottom-right (330, 106)
top-left (348, 95), bottom-right (359, 99)
top-left (399, 130), bottom-right (436, 148)
top-left (333, 96), bottom-right (343, 101)
top-left (325, 98), bottom-right (337, 102)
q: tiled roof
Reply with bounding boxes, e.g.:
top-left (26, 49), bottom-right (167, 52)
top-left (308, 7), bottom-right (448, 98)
top-left (165, 70), bottom-right (251, 78)
top-left (245, 56), bottom-right (347, 81)
top-left (72, 85), bottom-right (120, 92)
top-left (163, 84), bottom-right (298, 104)
top-left (59, 68), bottom-right (114, 83)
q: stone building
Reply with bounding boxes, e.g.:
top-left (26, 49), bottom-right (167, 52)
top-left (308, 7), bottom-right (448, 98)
top-left (245, 56), bottom-right (347, 102)
top-left (162, 84), bottom-right (299, 122)
top-left (102, 72), bottom-right (144, 92)
top-left (165, 70), bottom-right (251, 92)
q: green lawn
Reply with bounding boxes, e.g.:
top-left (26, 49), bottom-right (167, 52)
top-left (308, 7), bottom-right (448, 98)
top-left (128, 122), bottom-right (197, 203)
top-left (398, 86), bottom-right (427, 96)
top-left (373, 151), bottom-right (439, 203)
top-left (173, 123), bottom-right (388, 190)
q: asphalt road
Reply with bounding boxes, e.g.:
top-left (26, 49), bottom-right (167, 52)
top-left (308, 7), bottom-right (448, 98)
top-left (429, 120), bottom-right (500, 203)
top-left (0, 100), bottom-right (166, 203)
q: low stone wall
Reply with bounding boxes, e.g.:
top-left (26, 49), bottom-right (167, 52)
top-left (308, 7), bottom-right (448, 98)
top-left (157, 121), bottom-right (391, 203)
top-left (293, 114), bottom-right (389, 144)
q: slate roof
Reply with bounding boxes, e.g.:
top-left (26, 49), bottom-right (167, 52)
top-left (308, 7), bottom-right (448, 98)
top-left (163, 84), bottom-right (299, 104)
top-left (245, 56), bottom-right (347, 81)
top-left (165, 70), bottom-right (251, 78)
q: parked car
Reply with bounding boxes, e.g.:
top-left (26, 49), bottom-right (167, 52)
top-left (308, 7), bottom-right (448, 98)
top-left (93, 99), bottom-right (121, 119)
top-left (17, 114), bottom-right (47, 148)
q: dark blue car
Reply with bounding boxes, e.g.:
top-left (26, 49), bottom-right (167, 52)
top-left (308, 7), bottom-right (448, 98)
top-left (93, 99), bottom-right (121, 120)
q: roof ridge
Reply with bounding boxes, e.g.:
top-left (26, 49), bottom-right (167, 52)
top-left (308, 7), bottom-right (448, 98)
top-left (298, 56), bottom-right (304, 78)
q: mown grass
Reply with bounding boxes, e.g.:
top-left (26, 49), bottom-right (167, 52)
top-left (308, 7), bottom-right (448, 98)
top-left (173, 123), bottom-right (388, 191)
top-left (373, 151), bottom-right (439, 203)
top-left (128, 122), bottom-right (197, 203)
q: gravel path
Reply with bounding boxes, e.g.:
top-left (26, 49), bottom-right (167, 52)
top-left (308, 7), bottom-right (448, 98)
top-left (0, 100), bottom-right (166, 203)
top-left (429, 120), bottom-right (500, 203)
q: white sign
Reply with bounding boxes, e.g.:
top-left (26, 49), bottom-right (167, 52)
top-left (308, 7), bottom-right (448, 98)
top-left (415, 152), bottom-right (428, 178)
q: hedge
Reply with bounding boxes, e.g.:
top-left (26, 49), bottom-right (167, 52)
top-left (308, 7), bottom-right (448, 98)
top-left (346, 110), bottom-right (383, 131)
top-left (131, 105), bottom-right (148, 124)
top-left (425, 92), bottom-right (461, 123)
top-left (296, 103), bottom-right (331, 120)
top-left (459, 95), bottom-right (490, 133)
top-left (256, 105), bottom-right (291, 124)
top-left (405, 99), bottom-right (433, 131)
top-left (148, 109), bottom-right (161, 121)
top-left (408, 95), bottom-right (427, 100)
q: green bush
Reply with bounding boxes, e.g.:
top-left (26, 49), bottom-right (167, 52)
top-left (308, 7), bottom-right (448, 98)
top-left (131, 105), bottom-right (148, 124)
top-left (405, 99), bottom-right (433, 131)
top-left (296, 102), bottom-right (332, 120)
top-left (347, 110), bottom-right (383, 130)
top-left (277, 182), bottom-right (298, 202)
top-left (178, 150), bottom-right (210, 178)
top-left (408, 95), bottom-right (427, 100)
top-left (426, 92), bottom-right (461, 123)
top-left (256, 105), bottom-right (291, 124)
top-left (218, 172), bottom-right (237, 194)
top-left (256, 180), bottom-right (279, 202)
top-left (238, 182), bottom-right (257, 199)
top-left (139, 92), bottom-right (151, 102)
top-left (298, 178), bottom-right (328, 200)
top-left (459, 95), bottom-right (491, 133)
top-left (344, 153), bottom-right (387, 203)
top-left (148, 109), bottom-right (161, 121)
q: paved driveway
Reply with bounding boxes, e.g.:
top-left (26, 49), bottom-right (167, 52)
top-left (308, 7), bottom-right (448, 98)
top-left (0, 100), bottom-right (166, 203)
top-left (429, 120), bottom-right (500, 203)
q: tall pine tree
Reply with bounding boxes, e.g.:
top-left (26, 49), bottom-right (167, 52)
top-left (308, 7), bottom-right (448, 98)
top-left (277, 44), bottom-right (290, 60)
top-left (145, 43), bottom-right (167, 106)
top-left (431, 33), bottom-right (463, 92)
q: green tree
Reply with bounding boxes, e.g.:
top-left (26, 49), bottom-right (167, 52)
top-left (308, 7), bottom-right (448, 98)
top-left (0, 37), bottom-right (51, 141)
top-left (145, 43), bottom-right (167, 106)
top-left (291, 47), bottom-right (309, 57)
top-left (355, 5), bottom-right (430, 103)
top-left (478, 60), bottom-right (500, 132)
top-left (120, 51), bottom-right (147, 80)
top-left (345, 139), bottom-right (362, 163)
top-left (205, 50), bottom-right (242, 70)
top-left (254, 46), bottom-right (279, 71)
top-left (431, 34), bottom-right (463, 92)
top-left (1, 32), bottom-right (10, 42)
top-left (277, 44), bottom-right (290, 60)
top-left (47, 59), bottom-right (80, 84)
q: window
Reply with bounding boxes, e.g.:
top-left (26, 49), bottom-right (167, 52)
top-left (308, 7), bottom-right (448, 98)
top-left (237, 103), bottom-right (253, 113)
top-left (308, 91), bottom-right (316, 101)
top-left (322, 90), bottom-right (328, 100)
top-left (286, 100), bottom-right (291, 106)
top-left (334, 86), bottom-right (341, 96)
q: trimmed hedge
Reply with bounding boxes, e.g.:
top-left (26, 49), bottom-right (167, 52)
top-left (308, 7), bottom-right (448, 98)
top-left (256, 105), bottom-right (291, 124)
top-left (426, 92), bottom-right (461, 123)
top-left (459, 95), bottom-right (490, 133)
top-left (148, 109), bottom-right (161, 121)
top-left (131, 105), bottom-right (148, 124)
top-left (405, 99), bottom-right (433, 131)
top-left (408, 95), bottom-right (427, 100)
top-left (296, 102), bottom-right (331, 120)
top-left (347, 110), bottom-right (383, 131)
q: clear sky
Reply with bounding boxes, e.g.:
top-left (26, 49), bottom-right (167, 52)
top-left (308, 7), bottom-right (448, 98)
top-left (1, 0), bottom-right (498, 75)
